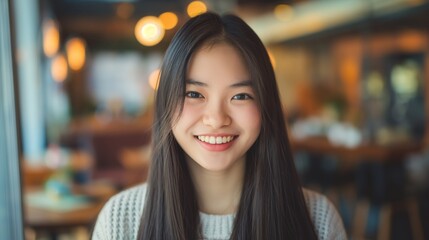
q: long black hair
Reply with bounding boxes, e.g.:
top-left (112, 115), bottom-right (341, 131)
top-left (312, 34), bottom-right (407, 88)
top-left (139, 12), bottom-right (317, 240)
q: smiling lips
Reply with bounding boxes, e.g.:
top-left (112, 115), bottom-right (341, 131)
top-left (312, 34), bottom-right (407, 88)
top-left (195, 135), bottom-right (237, 151)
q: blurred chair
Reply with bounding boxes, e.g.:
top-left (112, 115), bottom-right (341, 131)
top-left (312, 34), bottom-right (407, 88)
top-left (292, 136), bottom-right (424, 239)
top-left (90, 128), bottom-right (151, 189)
top-left (59, 116), bottom-right (152, 189)
top-left (352, 160), bottom-right (425, 240)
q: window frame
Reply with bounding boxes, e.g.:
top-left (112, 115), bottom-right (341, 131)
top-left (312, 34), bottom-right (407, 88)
top-left (0, 0), bottom-right (25, 239)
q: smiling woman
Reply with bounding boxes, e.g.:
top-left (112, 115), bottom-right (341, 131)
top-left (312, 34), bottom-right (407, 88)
top-left (0, 1), bottom-right (24, 239)
top-left (92, 12), bottom-right (346, 240)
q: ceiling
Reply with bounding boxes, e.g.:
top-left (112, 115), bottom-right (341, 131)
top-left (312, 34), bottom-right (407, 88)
top-left (45, 0), bottom-right (298, 50)
top-left (247, 0), bottom-right (429, 45)
top-left (45, 0), bottom-right (429, 51)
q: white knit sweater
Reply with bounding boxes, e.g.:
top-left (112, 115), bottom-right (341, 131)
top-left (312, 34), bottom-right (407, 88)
top-left (92, 183), bottom-right (347, 240)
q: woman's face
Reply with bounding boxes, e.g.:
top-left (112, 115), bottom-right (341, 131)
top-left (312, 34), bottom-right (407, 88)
top-left (172, 43), bottom-right (261, 173)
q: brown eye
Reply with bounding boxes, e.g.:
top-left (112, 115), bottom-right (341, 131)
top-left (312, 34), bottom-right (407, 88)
top-left (232, 93), bottom-right (253, 100)
top-left (186, 91), bottom-right (203, 98)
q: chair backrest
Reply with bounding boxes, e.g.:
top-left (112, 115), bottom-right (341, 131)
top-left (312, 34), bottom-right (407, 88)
top-left (91, 129), bottom-right (151, 170)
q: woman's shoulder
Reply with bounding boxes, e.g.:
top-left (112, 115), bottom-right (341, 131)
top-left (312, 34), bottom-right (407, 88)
top-left (109, 182), bottom-right (148, 205)
top-left (92, 183), bottom-right (148, 240)
top-left (302, 188), bottom-right (331, 213)
top-left (102, 182), bottom-right (148, 219)
top-left (302, 188), bottom-right (348, 240)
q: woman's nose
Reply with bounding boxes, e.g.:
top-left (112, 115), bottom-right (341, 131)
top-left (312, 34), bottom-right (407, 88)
top-left (202, 102), bottom-right (231, 129)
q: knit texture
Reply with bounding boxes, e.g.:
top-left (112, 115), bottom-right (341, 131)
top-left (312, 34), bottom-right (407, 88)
top-left (92, 184), bottom-right (347, 240)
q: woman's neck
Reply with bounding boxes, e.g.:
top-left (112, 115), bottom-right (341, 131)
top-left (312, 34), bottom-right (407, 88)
top-left (186, 157), bottom-right (245, 215)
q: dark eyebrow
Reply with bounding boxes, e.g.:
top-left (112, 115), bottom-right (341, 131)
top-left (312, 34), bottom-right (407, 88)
top-left (230, 80), bottom-right (252, 88)
top-left (186, 79), bottom-right (252, 88)
top-left (186, 79), bottom-right (208, 87)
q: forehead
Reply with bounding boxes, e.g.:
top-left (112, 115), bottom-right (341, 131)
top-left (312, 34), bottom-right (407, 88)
top-left (187, 42), bottom-right (250, 83)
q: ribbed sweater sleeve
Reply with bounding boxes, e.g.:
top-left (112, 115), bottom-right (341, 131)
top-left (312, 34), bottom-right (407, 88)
top-left (92, 196), bottom-right (112, 240)
top-left (92, 184), bottom-right (146, 240)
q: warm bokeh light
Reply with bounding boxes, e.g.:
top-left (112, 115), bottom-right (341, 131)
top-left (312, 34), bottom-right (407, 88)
top-left (340, 57), bottom-right (359, 85)
top-left (396, 30), bottom-right (426, 52)
top-left (135, 16), bottom-right (165, 46)
top-left (149, 69), bottom-right (161, 90)
top-left (274, 4), bottom-right (294, 21)
top-left (267, 49), bottom-right (276, 69)
top-left (159, 12), bottom-right (178, 30)
top-left (43, 20), bottom-right (60, 57)
top-left (187, 1), bottom-right (207, 18)
top-left (51, 54), bottom-right (68, 82)
top-left (66, 37), bottom-right (86, 71)
top-left (116, 3), bottom-right (134, 19)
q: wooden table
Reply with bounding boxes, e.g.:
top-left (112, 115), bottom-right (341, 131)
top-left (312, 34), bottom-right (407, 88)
top-left (291, 136), bottom-right (423, 162)
top-left (24, 183), bottom-right (116, 238)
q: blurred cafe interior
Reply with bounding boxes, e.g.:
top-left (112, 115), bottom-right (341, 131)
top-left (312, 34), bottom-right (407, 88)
top-left (2, 0), bottom-right (429, 239)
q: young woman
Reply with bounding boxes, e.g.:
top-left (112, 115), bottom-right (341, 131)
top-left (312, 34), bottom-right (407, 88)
top-left (92, 12), bottom-right (346, 240)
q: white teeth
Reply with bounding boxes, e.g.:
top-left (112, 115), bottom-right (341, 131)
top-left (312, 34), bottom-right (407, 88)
top-left (197, 135), bottom-right (235, 144)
